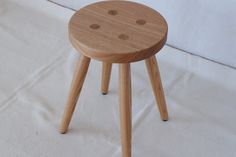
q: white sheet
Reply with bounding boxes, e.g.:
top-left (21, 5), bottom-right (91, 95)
top-left (0, 0), bottom-right (236, 157)
top-left (48, 0), bottom-right (236, 69)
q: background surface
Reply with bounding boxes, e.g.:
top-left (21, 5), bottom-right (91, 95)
top-left (49, 0), bottom-right (236, 68)
top-left (0, 0), bottom-right (236, 156)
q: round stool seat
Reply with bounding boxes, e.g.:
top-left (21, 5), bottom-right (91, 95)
top-left (69, 1), bottom-right (168, 63)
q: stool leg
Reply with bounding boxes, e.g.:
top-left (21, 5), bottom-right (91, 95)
top-left (145, 56), bottom-right (169, 121)
top-left (119, 63), bottom-right (132, 157)
top-left (101, 62), bottom-right (112, 95)
top-left (59, 54), bottom-right (91, 134)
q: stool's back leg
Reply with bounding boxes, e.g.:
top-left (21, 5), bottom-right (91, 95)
top-left (60, 54), bottom-right (91, 134)
top-left (145, 56), bottom-right (169, 121)
top-left (101, 62), bottom-right (112, 95)
top-left (119, 63), bottom-right (132, 157)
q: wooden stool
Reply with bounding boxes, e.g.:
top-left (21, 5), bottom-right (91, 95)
top-left (60, 1), bottom-right (169, 157)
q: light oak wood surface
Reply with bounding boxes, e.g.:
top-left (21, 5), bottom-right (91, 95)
top-left (145, 56), bottom-right (168, 121)
top-left (69, 1), bottom-right (168, 63)
top-left (60, 54), bottom-right (90, 134)
top-left (60, 1), bottom-right (169, 157)
top-left (119, 63), bottom-right (132, 157)
top-left (101, 62), bottom-right (112, 94)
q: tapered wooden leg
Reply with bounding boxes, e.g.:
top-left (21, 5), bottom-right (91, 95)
top-left (101, 62), bottom-right (112, 95)
top-left (119, 63), bottom-right (132, 157)
top-left (60, 54), bottom-right (91, 134)
top-left (145, 56), bottom-right (169, 121)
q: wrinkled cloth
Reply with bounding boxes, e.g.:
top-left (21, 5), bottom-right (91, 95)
top-left (0, 0), bottom-right (236, 157)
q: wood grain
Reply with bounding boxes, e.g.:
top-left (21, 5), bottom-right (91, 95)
top-left (61, 2), bottom-right (169, 156)
top-left (145, 56), bottom-right (168, 121)
top-left (60, 54), bottom-right (91, 134)
top-left (101, 62), bottom-right (112, 94)
top-left (69, 1), bottom-right (168, 63)
top-left (119, 63), bottom-right (132, 157)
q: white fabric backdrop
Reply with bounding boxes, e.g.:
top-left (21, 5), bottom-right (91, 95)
top-left (49, 0), bottom-right (236, 68)
top-left (0, 0), bottom-right (236, 157)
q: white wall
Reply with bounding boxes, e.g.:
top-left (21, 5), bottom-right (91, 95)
top-left (50, 0), bottom-right (236, 68)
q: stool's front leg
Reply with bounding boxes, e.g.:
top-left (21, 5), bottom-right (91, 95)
top-left (119, 63), bottom-right (132, 157)
top-left (145, 56), bottom-right (168, 121)
top-left (101, 62), bottom-right (112, 95)
top-left (60, 54), bottom-right (91, 134)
